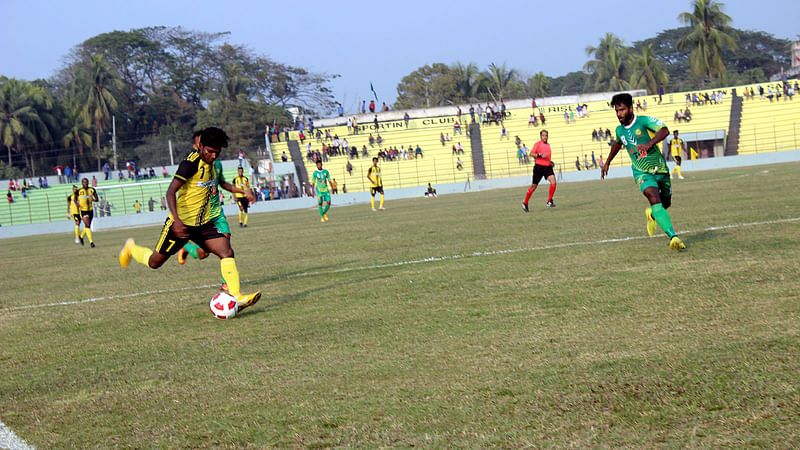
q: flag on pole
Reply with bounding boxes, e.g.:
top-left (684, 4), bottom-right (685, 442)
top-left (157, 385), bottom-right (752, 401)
top-left (370, 82), bottom-right (378, 101)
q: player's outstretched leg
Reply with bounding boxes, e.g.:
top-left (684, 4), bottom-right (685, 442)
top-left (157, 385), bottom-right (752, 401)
top-left (119, 238), bottom-right (154, 268)
top-left (219, 257), bottom-right (260, 311)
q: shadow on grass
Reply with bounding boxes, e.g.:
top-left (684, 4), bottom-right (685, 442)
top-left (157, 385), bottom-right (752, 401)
top-left (239, 273), bottom-right (391, 316)
top-left (685, 229), bottom-right (725, 245)
top-left (243, 260), bottom-right (360, 285)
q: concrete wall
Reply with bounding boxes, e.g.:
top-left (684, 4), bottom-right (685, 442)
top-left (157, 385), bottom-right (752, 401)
top-left (2, 150), bottom-right (797, 240)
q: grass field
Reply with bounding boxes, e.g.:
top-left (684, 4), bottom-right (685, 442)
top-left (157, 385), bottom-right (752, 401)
top-left (1, 162), bottom-right (799, 447)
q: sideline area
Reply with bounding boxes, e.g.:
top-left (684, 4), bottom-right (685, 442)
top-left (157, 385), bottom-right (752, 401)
top-left (1, 150), bottom-right (798, 240)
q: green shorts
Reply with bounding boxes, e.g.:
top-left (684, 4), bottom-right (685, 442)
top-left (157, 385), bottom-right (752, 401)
top-left (212, 213), bottom-right (231, 235)
top-left (317, 192), bottom-right (331, 204)
top-left (633, 169), bottom-right (672, 198)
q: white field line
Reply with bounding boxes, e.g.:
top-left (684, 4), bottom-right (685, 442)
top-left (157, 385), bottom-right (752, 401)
top-left (0, 420), bottom-right (34, 450)
top-left (2, 216), bottom-right (798, 314)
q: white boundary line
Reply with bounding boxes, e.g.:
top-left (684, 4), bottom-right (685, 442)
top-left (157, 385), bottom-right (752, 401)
top-left (2, 216), bottom-right (798, 314)
top-left (0, 420), bottom-right (33, 450)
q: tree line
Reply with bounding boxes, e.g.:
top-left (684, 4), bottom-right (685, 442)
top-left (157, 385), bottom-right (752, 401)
top-left (1, 26), bottom-right (338, 178)
top-left (394, 0), bottom-right (791, 109)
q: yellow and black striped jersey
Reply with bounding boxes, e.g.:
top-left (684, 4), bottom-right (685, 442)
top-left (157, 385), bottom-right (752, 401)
top-left (76, 187), bottom-right (97, 211)
top-left (670, 137), bottom-right (684, 157)
top-left (67, 194), bottom-right (79, 214)
top-left (233, 175), bottom-right (249, 198)
top-left (173, 151), bottom-right (216, 226)
top-left (367, 165), bottom-right (383, 188)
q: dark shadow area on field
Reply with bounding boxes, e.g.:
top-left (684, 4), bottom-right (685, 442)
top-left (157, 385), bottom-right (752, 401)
top-left (685, 229), bottom-right (724, 245)
top-left (238, 274), bottom-right (390, 316)
top-left (241, 260), bottom-right (360, 285)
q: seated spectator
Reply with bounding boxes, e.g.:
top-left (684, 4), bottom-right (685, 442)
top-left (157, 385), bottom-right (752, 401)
top-left (591, 129), bottom-right (598, 141)
top-left (453, 121), bottom-right (462, 135)
top-left (456, 142), bottom-right (464, 154)
top-left (346, 161), bottom-right (353, 174)
top-left (376, 134), bottom-right (383, 147)
top-left (425, 183), bottom-right (437, 197)
top-left (415, 145), bottom-right (423, 158)
top-left (456, 158), bottom-right (463, 170)
top-left (440, 132), bottom-right (445, 146)
top-left (368, 134), bottom-right (375, 147)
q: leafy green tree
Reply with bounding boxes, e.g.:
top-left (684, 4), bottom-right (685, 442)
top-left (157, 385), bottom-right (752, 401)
top-left (630, 44), bottom-right (670, 94)
top-left (61, 97), bottom-right (92, 168)
top-left (677, 0), bottom-right (738, 83)
top-left (526, 72), bottom-right (551, 98)
top-left (482, 62), bottom-right (524, 100)
top-left (584, 33), bottom-right (631, 91)
top-left (549, 71), bottom-right (591, 96)
top-left (0, 77), bottom-right (55, 174)
top-left (394, 63), bottom-right (458, 109)
top-left (452, 62), bottom-right (480, 102)
top-left (77, 55), bottom-right (123, 171)
top-left (196, 99), bottom-right (291, 152)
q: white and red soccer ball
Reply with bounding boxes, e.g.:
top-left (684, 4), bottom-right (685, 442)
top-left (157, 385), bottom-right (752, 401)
top-left (209, 292), bottom-right (238, 319)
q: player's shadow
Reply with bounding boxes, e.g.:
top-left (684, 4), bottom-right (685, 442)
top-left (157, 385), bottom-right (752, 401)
top-left (244, 260), bottom-right (360, 284)
top-left (238, 273), bottom-right (390, 316)
top-left (686, 229), bottom-right (723, 245)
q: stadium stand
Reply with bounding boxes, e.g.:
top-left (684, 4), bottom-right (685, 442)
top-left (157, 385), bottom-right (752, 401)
top-left (737, 82), bottom-right (800, 154)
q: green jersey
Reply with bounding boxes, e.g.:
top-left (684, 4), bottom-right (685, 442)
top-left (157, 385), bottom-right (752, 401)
top-left (615, 115), bottom-right (668, 174)
top-left (209, 160), bottom-right (224, 218)
top-left (312, 169), bottom-right (331, 194)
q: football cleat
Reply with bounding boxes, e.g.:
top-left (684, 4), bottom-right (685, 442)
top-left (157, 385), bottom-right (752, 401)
top-left (236, 291), bottom-right (261, 311)
top-left (221, 282), bottom-right (229, 292)
top-left (79, 236), bottom-right (85, 246)
top-left (321, 217), bottom-right (325, 222)
top-left (371, 208), bottom-right (377, 212)
top-left (177, 248), bottom-right (187, 265)
top-left (119, 238), bottom-right (135, 268)
top-left (645, 207), bottom-right (657, 237)
top-left (75, 237), bottom-right (80, 244)
top-left (522, 202), bottom-right (529, 212)
top-left (679, 176), bottom-right (685, 180)
top-left (546, 200), bottom-right (555, 207)
top-left (669, 236), bottom-right (686, 251)
top-left (378, 206), bottom-right (386, 211)
top-left (323, 214), bottom-right (329, 221)
top-left (90, 242), bottom-right (95, 248)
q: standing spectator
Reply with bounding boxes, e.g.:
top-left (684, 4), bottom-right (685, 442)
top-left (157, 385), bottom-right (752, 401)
top-left (658, 83), bottom-right (664, 104)
top-left (91, 175), bottom-right (98, 187)
top-left (575, 156), bottom-right (582, 171)
top-left (64, 166), bottom-right (72, 184)
top-left (347, 117), bottom-right (352, 133)
top-left (382, 102), bottom-right (389, 111)
top-left (469, 105), bottom-right (475, 123)
top-left (373, 115), bottom-right (379, 131)
top-left (160, 196), bottom-right (167, 210)
top-left (55, 165), bottom-right (64, 184)
top-left (583, 154), bottom-right (590, 170)
top-left (162, 166), bottom-right (168, 178)
top-left (133, 199), bottom-right (142, 213)
top-left (361, 100), bottom-right (366, 114)
top-left (147, 197), bottom-right (155, 212)
top-left (591, 151), bottom-right (598, 169)
top-left (369, 100), bottom-right (375, 113)
top-left (338, 104), bottom-right (344, 116)
top-left (103, 162), bottom-right (110, 180)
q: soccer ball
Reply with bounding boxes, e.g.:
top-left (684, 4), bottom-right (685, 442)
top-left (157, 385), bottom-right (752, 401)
top-left (209, 292), bottom-right (238, 319)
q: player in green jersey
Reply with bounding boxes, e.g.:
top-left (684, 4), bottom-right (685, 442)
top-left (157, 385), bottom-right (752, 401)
top-left (312, 159), bottom-right (333, 222)
top-left (601, 93), bottom-right (686, 251)
top-left (177, 130), bottom-right (256, 291)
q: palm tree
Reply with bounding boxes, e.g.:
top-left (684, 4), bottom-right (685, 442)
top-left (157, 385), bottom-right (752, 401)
top-left (584, 33), bottom-right (630, 91)
top-left (452, 62), bottom-right (480, 102)
top-left (62, 98), bottom-right (92, 168)
top-left (527, 72), bottom-right (551, 98)
top-left (0, 78), bottom-right (53, 173)
top-left (677, 0), bottom-right (738, 83)
top-left (79, 54), bottom-right (122, 171)
top-left (483, 62), bottom-right (517, 100)
top-left (630, 44), bottom-right (670, 94)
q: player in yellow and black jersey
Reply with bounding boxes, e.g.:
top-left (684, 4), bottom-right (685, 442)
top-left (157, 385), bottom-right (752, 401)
top-left (76, 178), bottom-right (98, 247)
top-left (67, 185), bottom-right (81, 244)
top-left (118, 127), bottom-right (261, 311)
top-left (233, 167), bottom-right (251, 227)
top-left (366, 157), bottom-right (385, 211)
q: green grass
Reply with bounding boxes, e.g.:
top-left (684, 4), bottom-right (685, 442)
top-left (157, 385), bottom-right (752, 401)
top-left (1, 163), bottom-right (799, 447)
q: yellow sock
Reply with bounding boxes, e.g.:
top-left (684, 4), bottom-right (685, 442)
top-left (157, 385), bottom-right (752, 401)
top-left (74, 225), bottom-right (80, 238)
top-left (220, 258), bottom-right (241, 297)
top-left (379, 194), bottom-right (384, 208)
top-left (131, 245), bottom-right (153, 267)
top-left (676, 166), bottom-right (682, 177)
top-left (84, 228), bottom-right (93, 243)
top-left (238, 210), bottom-right (243, 224)
top-left (370, 196), bottom-right (375, 209)
top-left (244, 213), bottom-right (248, 226)
top-left (80, 227), bottom-right (86, 238)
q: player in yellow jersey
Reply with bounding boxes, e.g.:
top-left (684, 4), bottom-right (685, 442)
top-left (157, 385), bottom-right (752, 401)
top-left (118, 127), bottom-right (261, 311)
top-left (669, 130), bottom-right (686, 180)
top-left (76, 178), bottom-right (98, 247)
top-left (233, 167), bottom-right (251, 227)
top-left (366, 157), bottom-right (385, 211)
top-left (67, 185), bottom-right (81, 244)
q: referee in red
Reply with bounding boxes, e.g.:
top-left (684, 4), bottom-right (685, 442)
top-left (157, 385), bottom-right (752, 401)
top-left (522, 129), bottom-right (557, 211)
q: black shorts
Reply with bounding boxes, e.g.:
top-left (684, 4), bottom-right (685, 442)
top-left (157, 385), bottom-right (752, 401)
top-left (154, 217), bottom-right (226, 256)
top-left (72, 213), bottom-right (81, 222)
top-left (370, 186), bottom-right (384, 196)
top-left (532, 164), bottom-right (555, 184)
top-left (80, 210), bottom-right (94, 221)
top-left (673, 155), bottom-right (682, 165)
top-left (236, 197), bottom-right (250, 211)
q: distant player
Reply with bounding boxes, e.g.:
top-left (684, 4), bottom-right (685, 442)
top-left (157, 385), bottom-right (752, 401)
top-left (119, 127), bottom-right (261, 310)
top-left (669, 130), bottom-right (686, 180)
top-left (67, 185), bottom-right (81, 243)
top-left (522, 129), bottom-right (557, 212)
top-left (76, 177), bottom-right (98, 247)
top-left (177, 131), bottom-right (255, 292)
top-left (233, 167), bottom-right (251, 227)
top-left (602, 93), bottom-right (685, 251)
top-left (367, 157), bottom-right (385, 211)
top-left (312, 160), bottom-right (333, 221)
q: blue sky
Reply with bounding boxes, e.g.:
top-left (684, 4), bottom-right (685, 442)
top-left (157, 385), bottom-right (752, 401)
top-left (1, 0), bottom-right (798, 113)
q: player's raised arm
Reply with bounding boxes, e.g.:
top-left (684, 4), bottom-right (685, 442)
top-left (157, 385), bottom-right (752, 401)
top-left (635, 126), bottom-right (669, 155)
